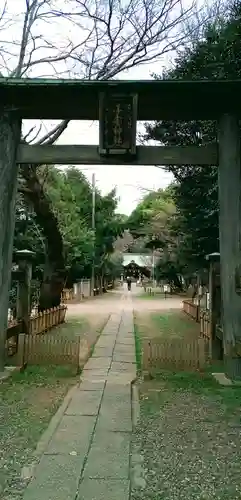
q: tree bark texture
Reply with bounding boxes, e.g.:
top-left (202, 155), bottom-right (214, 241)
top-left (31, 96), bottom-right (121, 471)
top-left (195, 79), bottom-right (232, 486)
top-left (0, 112), bottom-right (21, 371)
top-left (218, 114), bottom-right (241, 378)
top-left (21, 167), bottom-right (66, 311)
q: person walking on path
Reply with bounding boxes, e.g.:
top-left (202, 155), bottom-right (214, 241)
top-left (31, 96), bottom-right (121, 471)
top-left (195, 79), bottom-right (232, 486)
top-left (127, 276), bottom-right (132, 291)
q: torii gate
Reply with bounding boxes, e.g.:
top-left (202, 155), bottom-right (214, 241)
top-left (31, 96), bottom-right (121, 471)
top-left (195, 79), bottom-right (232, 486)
top-left (1, 78), bottom-right (241, 377)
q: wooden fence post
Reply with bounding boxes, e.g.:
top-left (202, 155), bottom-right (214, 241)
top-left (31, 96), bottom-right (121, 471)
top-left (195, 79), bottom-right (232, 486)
top-left (205, 252), bottom-right (222, 360)
top-left (16, 250), bottom-right (35, 335)
top-left (16, 333), bottom-right (26, 368)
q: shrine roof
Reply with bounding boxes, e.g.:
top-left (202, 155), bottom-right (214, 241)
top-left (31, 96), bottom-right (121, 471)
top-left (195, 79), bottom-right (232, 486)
top-left (1, 77), bottom-right (241, 120)
top-left (123, 254), bottom-right (153, 268)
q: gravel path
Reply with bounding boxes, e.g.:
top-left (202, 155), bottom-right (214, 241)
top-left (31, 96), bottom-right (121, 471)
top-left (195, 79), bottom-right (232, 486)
top-left (66, 285), bottom-right (182, 317)
top-left (131, 381), bottom-right (241, 500)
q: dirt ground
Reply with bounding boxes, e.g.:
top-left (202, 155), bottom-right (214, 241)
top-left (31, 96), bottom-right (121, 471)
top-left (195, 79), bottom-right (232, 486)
top-left (132, 375), bottom-right (241, 500)
top-left (0, 366), bottom-right (78, 500)
top-left (66, 285), bottom-right (183, 316)
top-left (130, 287), bottom-right (241, 500)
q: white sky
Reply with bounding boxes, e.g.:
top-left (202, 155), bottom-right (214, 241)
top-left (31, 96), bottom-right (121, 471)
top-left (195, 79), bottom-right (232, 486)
top-left (3, 0), bottom-right (183, 215)
top-left (57, 119), bottom-right (173, 215)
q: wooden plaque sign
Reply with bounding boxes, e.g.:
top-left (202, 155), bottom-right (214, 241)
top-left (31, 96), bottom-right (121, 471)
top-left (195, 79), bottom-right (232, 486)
top-left (99, 93), bottom-right (138, 156)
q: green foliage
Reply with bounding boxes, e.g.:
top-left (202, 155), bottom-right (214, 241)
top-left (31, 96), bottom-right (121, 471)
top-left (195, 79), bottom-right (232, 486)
top-left (13, 167), bottom-right (123, 292)
top-left (144, 3), bottom-right (241, 273)
top-left (126, 187), bottom-right (184, 287)
top-left (127, 187), bottom-right (175, 243)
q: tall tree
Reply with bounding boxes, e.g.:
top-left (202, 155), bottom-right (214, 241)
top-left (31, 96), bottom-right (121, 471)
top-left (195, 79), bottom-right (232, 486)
top-left (144, 2), bottom-right (241, 274)
top-left (126, 186), bottom-right (183, 285)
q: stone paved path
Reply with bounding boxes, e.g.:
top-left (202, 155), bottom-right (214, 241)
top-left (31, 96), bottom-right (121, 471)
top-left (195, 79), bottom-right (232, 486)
top-left (22, 291), bottom-right (136, 500)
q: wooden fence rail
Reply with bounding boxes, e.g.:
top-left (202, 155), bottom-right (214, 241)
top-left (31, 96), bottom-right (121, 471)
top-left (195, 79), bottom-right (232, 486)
top-left (61, 288), bottom-right (74, 303)
top-left (183, 300), bottom-right (200, 322)
top-left (17, 334), bottom-right (80, 369)
top-left (16, 334), bottom-right (90, 371)
top-left (6, 305), bottom-right (67, 357)
top-left (30, 306), bottom-right (67, 335)
top-left (142, 336), bottom-right (207, 373)
top-left (200, 310), bottom-right (210, 339)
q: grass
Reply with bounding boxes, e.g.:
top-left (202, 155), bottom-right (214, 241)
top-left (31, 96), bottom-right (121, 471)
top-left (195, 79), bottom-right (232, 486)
top-left (46, 317), bottom-right (89, 341)
top-left (151, 310), bottom-right (200, 339)
top-left (133, 320), bottom-right (142, 372)
top-left (134, 310), bottom-right (200, 341)
top-left (0, 365), bottom-right (78, 499)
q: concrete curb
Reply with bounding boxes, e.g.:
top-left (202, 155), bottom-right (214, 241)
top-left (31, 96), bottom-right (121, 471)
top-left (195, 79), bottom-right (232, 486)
top-left (131, 378), bottom-right (140, 429)
top-left (130, 378), bottom-right (146, 492)
top-left (212, 372), bottom-right (241, 386)
top-left (20, 383), bottom-right (78, 481)
top-left (0, 365), bottom-right (22, 382)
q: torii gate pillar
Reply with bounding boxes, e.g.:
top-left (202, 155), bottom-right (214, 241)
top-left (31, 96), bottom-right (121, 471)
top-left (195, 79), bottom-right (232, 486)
top-left (0, 111), bottom-right (21, 371)
top-left (218, 113), bottom-right (241, 379)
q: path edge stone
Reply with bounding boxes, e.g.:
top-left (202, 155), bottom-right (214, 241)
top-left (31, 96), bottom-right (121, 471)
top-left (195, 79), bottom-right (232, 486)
top-left (131, 378), bottom-right (140, 428)
top-left (20, 383), bottom-right (79, 481)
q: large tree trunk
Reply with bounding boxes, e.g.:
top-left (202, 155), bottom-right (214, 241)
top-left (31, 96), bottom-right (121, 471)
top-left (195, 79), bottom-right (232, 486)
top-left (21, 166), bottom-right (66, 311)
top-left (0, 112), bottom-right (21, 371)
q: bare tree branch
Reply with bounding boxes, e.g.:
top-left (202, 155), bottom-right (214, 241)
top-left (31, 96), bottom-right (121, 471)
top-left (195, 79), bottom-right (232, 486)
top-left (1, 0), bottom-right (222, 146)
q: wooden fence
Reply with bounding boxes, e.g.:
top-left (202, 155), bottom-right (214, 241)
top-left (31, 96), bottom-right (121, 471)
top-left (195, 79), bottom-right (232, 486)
top-left (142, 336), bottom-right (207, 373)
top-left (17, 334), bottom-right (86, 370)
top-left (30, 306), bottom-right (67, 335)
top-left (183, 300), bottom-right (200, 321)
top-left (61, 288), bottom-right (75, 303)
top-left (200, 310), bottom-right (210, 339)
top-left (182, 300), bottom-right (211, 341)
top-left (6, 305), bottom-right (67, 357)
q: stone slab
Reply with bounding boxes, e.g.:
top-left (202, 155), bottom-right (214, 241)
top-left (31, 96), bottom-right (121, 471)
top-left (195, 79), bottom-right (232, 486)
top-left (97, 405), bottom-right (132, 432)
top-left (84, 431), bottom-right (130, 479)
top-left (34, 385), bottom-right (79, 457)
top-left (102, 387), bottom-right (131, 405)
top-left (114, 343), bottom-right (135, 351)
top-left (113, 354), bottom-right (136, 364)
top-left (116, 338), bottom-right (135, 346)
top-left (81, 374), bottom-right (107, 383)
top-left (77, 478), bottom-right (130, 500)
top-left (79, 380), bottom-right (106, 391)
top-left (23, 454), bottom-right (82, 500)
top-left (92, 347), bottom-right (114, 358)
top-left (81, 368), bottom-right (109, 378)
top-left (106, 373), bottom-right (135, 385)
top-left (95, 340), bottom-right (116, 349)
top-left (111, 361), bottom-right (136, 372)
top-left (65, 390), bottom-right (103, 416)
top-left (84, 358), bottom-right (112, 370)
top-left (212, 372), bottom-right (234, 386)
top-left (119, 328), bottom-right (133, 334)
top-left (117, 334), bottom-right (134, 340)
top-left (44, 415), bottom-right (96, 455)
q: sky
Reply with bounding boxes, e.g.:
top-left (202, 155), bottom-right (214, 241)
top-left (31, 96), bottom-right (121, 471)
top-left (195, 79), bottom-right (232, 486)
top-left (56, 120), bottom-right (173, 215)
top-left (2, 0), bottom-right (187, 215)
